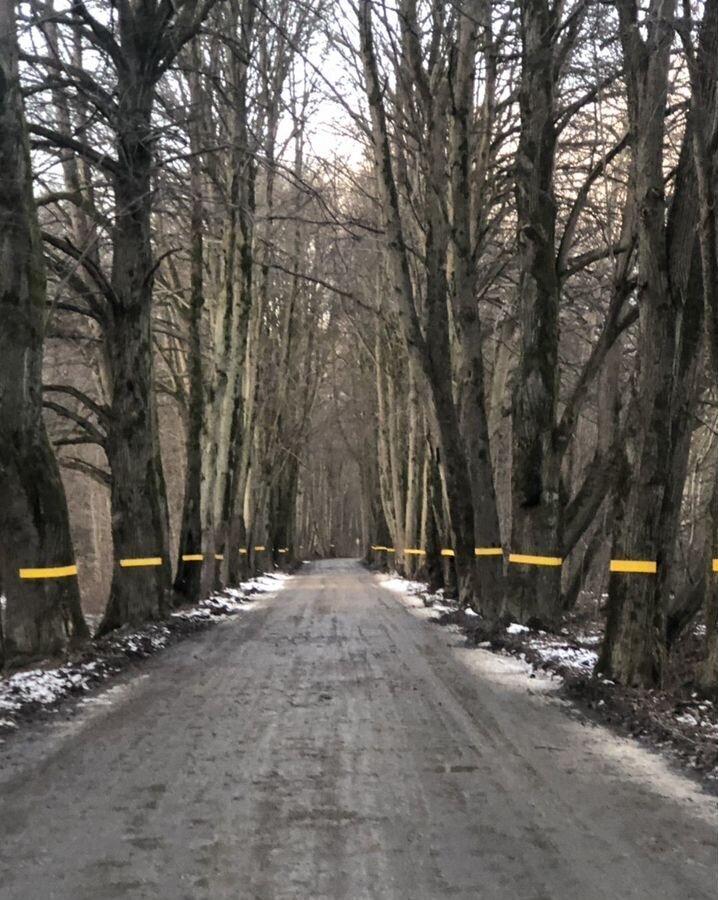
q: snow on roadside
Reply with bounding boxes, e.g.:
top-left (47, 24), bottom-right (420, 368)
top-left (171, 588), bottom-right (247, 623)
top-left (379, 573), bottom-right (463, 631)
top-left (241, 572), bottom-right (291, 594)
top-left (381, 576), bottom-right (428, 597)
top-left (526, 641), bottom-right (599, 677)
top-left (0, 662), bottom-right (107, 720)
top-left (0, 571), bottom-right (289, 735)
top-left (381, 571), bottom-right (599, 679)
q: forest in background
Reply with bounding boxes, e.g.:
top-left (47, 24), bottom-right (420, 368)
top-left (0, 0), bottom-right (716, 693)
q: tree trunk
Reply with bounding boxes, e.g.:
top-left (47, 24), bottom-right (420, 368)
top-left (204, 2), bottom-right (255, 588)
top-left (423, 446), bottom-right (445, 594)
top-left (174, 51), bottom-right (205, 605)
top-left (702, 473), bottom-right (718, 692)
top-left (100, 78), bottom-right (172, 632)
top-left (449, 0), bottom-right (503, 617)
top-left (510, 0), bottom-right (562, 627)
top-left (0, 0), bottom-right (87, 664)
top-left (598, 0), bottom-right (677, 686)
top-left (403, 361), bottom-right (422, 577)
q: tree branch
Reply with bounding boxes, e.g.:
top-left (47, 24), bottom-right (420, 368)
top-left (43, 400), bottom-right (107, 445)
top-left (43, 384), bottom-right (110, 424)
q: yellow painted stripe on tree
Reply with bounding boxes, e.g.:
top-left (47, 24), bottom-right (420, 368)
top-left (475, 548), bottom-right (503, 557)
top-left (278, 548), bottom-right (289, 554)
top-left (19, 564), bottom-right (79, 580)
top-left (440, 548), bottom-right (455, 558)
top-left (713, 558), bottom-right (718, 573)
top-left (509, 553), bottom-right (563, 567)
top-left (119, 557), bottom-right (163, 568)
top-left (181, 554), bottom-right (203, 562)
top-left (386, 548), bottom-right (395, 553)
top-left (404, 548), bottom-right (426, 556)
top-left (239, 548), bottom-right (248, 555)
top-left (254, 546), bottom-right (266, 552)
top-left (215, 554), bottom-right (224, 561)
top-left (610, 559), bottom-right (657, 574)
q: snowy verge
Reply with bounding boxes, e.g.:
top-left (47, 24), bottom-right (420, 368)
top-left (380, 571), bottom-right (602, 678)
top-left (378, 570), bottom-right (718, 786)
top-left (0, 572), bottom-right (290, 736)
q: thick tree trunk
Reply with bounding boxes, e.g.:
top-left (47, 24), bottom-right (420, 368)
top-left (99, 78), bottom-right (172, 632)
top-left (103, 300), bottom-right (171, 628)
top-left (269, 460), bottom-right (299, 568)
top-left (375, 325), bottom-right (400, 548)
top-left (489, 315), bottom-right (517, 543)
top-left (423, 446), bottom-right (445, 594)
top-left (682, 0), bottom-right (718, 692)
top-left (0, 0), bottom-right (87, 664)
top-left (174, 59), bottom-right (205, 605)
top-left (702, 475), bottom-right (718, 692)
top-left (510, 0), bottom-right (562, 627)
top-left (598, 0), bottom-right (677, 686)
top-left (402, 362), bottom-right (422, 577)
top-left (449, 1), bottom-right (503, 618)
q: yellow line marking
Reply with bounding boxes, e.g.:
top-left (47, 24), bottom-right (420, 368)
top-left (239, 548), bottom-right (248, 555)
top-left (254, 546), bottom-right (266, 552)
top-left (278, 548), bottom-right (289, 554)
top-left (181, 554), bottom-right (203, 562)
top-left (610, 559), bottom-right (657, 574)
top-left (441, 549), bottom-right (455, 558)
top-left (19, 565), bottom-right (78, 580)
top-left (386, 548), bottom-right (395, 553)
top-left (509, 553), bottom-right (563, 567)
top-left (119, 557), bottom-right (163, 568)
top-left (713, 558), bottom-right (718, 573)
top-left (371, 545), bottom-right (387, 551)
top-left (404, 548), bottom-right (426, 556)
top-left (214, 554), bottom-right (224, 561)
top-left (475, 548), bottom-right (503, 557)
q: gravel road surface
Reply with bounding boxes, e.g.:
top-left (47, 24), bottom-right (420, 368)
top-left (0, 559), bottom-right (716, 899)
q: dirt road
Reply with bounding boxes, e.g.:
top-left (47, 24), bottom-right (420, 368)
top-left (0, 559), bottom-right (715, 899)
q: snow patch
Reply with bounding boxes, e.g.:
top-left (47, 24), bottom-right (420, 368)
top-left (507, 622), bottom-right (529, 635)
top-left (527, 641), bottom-right (599, 674)
top-left (0, 664), bottom-right (99, 717)
top-left (240, 572), bottom-right (291, 594)
top-left (380, 576), bottom-right (426, 596)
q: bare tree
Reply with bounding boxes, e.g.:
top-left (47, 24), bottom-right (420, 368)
top-left (0, 0), bottom-right (88, 665)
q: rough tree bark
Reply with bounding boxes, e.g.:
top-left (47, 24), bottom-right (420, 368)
top-left (703, 476), bottom-right (718, 691)
top-left (448, 0), bottom-right (503, 617)
top-left (510, 0), bottom-right (563, 627)
top-left (0, 0), bottom-right (88, 665)
top-left (55, 0), bottom-right (219, 632)
top-left (598, 0), bottom-right (678, 686)
top-left (678, 0), bottom-right (718, 691)
top-left (174, 46), bottom-right (206, 605)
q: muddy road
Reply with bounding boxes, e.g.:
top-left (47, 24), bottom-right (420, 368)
top-left (0, 559), bottom-right (715, 899)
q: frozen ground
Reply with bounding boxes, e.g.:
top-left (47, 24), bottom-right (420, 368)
top-left (0, 560), bottom-right (715, 900)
